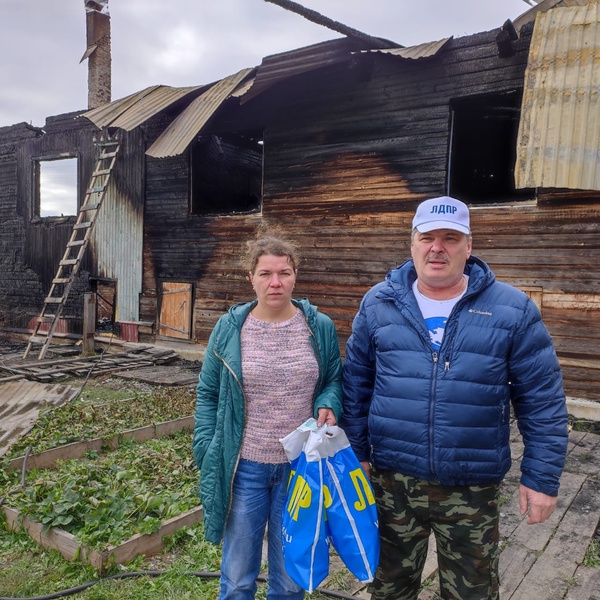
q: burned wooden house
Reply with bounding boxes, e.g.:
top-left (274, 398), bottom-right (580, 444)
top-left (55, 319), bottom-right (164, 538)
top-left (0, 0), bottom-right (598, 406)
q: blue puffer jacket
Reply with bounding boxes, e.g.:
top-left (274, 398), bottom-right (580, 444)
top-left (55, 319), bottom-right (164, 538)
top-left (341, 256), bottom-right (568, 496)
top-left (193, 298), bottom-right (343, 543)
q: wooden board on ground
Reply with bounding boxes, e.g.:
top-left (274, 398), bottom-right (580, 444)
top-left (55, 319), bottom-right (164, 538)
top-left (115, 365), bottom-right (198, 386)
top-left (2, 505), bottom-right (204, 575)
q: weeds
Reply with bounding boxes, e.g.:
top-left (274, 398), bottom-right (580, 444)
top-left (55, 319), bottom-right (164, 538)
top-left (4, 384), bottom-right (195, 459)
top-left (583, 537), bottom-right (600, 569)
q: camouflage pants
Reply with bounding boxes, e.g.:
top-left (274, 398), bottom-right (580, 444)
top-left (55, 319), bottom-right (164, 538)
top-left (369, 469), bottom-right (500, 600)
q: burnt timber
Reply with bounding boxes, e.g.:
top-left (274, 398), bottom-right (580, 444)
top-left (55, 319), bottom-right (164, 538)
top-left (0, 7), bottom-right (599, 403)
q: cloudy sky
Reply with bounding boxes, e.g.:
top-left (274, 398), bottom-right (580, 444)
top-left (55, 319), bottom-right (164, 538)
top-left (1, 0), bottom-right (534, 128)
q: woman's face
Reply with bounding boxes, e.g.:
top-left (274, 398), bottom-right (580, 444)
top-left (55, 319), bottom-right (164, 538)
top-left (249, 254), bottom-right (296, 312)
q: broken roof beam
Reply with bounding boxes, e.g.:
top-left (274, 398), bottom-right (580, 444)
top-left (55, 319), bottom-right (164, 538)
top-left (264, 0), bottom-right (399, 49)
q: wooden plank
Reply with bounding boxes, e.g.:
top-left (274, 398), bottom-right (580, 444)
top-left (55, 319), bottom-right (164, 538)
top-left (566, 566), bottom-right (600, 599)
top-left (508, 471), bottom-right (587, 553)
top-left (508, 476), bottom-right (600, 600)
top-left (422, 533), bottom-right (438, 582)
top-left (499, 542), bottom-right (539, 598)
top-left (2, 506), bottom-right (104, 567)
top-left (103, 506), bottom-right (204, 572)
top-left (566, 430), bottom-right (587, 456)
top-left (566, 431), bottom-right (600, 476)
top-left (2, 504), bottom-right (204, 575)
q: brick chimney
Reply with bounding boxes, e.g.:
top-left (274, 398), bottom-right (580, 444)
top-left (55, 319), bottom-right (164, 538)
top-left (81, 0), bottom-right (111, 109)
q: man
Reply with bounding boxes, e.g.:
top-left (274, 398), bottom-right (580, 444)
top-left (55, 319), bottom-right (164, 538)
top-left (341, 196), bottom-right (568, 600)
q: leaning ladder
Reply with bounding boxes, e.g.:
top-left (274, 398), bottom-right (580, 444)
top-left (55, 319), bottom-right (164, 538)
top-left (24, 136), bottom-right (121, 360)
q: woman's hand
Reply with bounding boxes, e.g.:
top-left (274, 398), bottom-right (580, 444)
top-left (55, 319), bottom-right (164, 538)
top-left (316, 408), bottom-right (336, 427)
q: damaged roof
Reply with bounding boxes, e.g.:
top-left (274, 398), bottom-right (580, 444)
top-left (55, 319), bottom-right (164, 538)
top-left (81, 1), bottom-right (598, 162)
top-left (81, 34), bottom-right (450, 157)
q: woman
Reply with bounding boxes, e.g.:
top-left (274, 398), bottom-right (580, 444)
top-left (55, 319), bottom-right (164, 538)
top-left (192, 227), bottom-right (343, 599)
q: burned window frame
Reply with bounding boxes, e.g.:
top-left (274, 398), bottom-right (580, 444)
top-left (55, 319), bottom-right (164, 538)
top-left (189, 131), bottom-right (263, 216)
top-left (447, 91), bottom-right (534, 204)
top-left (33, 153), bottom-right (80, 219)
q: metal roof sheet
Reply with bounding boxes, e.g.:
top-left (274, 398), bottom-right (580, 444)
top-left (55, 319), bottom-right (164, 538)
top-left (146, 68), bottom-right (255, 158)
top-left (110, 85), bottom-right (207, 131)
top-left (82, 85), bottom-right (161, 128)
top-left (513, 0), bottom-right (592, 32)
top-left (0, 381), bottom-right (79, 458)
top-left (359, 37), bottom-right (452, 60)
top-left (82, 85), bottom-right (208, 131)
top-left (515, 2), bottom-right (600, 191)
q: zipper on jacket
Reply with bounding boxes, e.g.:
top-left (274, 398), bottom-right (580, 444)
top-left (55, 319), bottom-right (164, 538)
top-left (442, 322), bottom-right (459, 371)
top-left (429, 352), bottom-right (439, 478)
top-left (214, 350), bottom-right (246, 531)
top-left (307, 325), bottom-right (324, 407)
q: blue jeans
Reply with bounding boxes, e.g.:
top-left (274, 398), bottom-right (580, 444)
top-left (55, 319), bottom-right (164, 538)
top-left (219, 458), bottom-right (305, 600)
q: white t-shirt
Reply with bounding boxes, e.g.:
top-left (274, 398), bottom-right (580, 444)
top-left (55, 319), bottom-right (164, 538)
top-left (412, 276), bottom-right (468, 350)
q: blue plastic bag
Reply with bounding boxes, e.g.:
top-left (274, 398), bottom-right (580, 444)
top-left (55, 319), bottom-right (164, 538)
top-left (321, 426), bottom-right (380, 583)
top-left (280, 420), bottom-right (379, 590)
top-left (280, 420), bottom-right (330, 592)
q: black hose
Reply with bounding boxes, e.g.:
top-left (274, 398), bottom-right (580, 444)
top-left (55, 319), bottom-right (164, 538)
top-left (0, 570), bottom-right (361, 600)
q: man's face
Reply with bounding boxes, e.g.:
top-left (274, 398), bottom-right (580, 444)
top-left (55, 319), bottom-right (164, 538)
top-left (411, 228), bottom-right (472, 291)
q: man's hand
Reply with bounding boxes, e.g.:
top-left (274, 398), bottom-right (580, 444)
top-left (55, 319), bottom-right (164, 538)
top-left (360, 460), bottom-right (371, 480)
top-left (519, 484), bottom-right (557, 524)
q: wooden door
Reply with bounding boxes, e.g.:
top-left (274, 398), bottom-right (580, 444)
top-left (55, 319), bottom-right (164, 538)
top-left (159, 282), bottom-right (193, 339)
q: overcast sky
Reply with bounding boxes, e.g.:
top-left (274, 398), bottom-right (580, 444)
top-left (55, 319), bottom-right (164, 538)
top-left (1, 0), bottom-right (534, 128)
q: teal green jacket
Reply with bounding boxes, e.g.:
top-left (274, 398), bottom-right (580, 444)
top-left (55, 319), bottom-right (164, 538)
top-left (192, 298), bottom-right (343, 543)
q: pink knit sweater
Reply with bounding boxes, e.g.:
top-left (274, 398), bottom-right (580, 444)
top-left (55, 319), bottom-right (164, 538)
top-left (240, 310), bottom-right (319, 463)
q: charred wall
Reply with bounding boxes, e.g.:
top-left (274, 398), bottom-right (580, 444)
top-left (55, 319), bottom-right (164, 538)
top-left (0, 111), bottom-right (143, 334)
top-left (137, 23), bottom-right (600, 400)
top-left (0, 122), bottom-right (45, 328)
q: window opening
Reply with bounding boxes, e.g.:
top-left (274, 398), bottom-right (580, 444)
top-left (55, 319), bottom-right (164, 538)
top-left (448, 93), bottom-right (533, 204)
top-left (191, 132), bottom-right (263, 215)
top-left (91, 278), bottom-right (117, 334)
top-left (36, 156), bottom-right (78, 217)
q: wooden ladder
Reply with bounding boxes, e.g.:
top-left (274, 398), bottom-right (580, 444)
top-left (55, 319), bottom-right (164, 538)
top-left (24, 136), bottom-right (121, 360)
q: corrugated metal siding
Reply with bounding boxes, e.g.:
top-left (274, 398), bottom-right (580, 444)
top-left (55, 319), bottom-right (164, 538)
top-left (145, 68), bottom-right (254, 158)
top-left (90, 129), bottom-right (145, 322)
top-left (110, 86), bottom-right (206, 131)
top-left (82, 86), bottom-right (160, 128)
top-left (92, 182), bottom-right (143, 322)
top-left (515, 2), bottom-right (600, 191)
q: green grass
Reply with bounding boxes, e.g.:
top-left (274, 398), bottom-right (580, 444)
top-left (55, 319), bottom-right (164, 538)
top-left (583, 537), bottom-right (600, 569)
top-left (0, 519), bottom-right (223, 599)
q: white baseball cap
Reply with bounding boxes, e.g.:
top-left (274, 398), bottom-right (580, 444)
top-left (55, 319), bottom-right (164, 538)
top-left (412, 196), bottom-right (470, 235)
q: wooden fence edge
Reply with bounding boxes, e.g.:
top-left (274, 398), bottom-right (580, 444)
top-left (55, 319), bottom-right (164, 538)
top-left (1, 504), bottom-right (204, 574)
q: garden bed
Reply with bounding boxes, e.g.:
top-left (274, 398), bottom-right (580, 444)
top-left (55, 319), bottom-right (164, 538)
top-left (1, 417), bottom-right (202, 573)
top-left (2, 505), bottom-right (203, 574)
